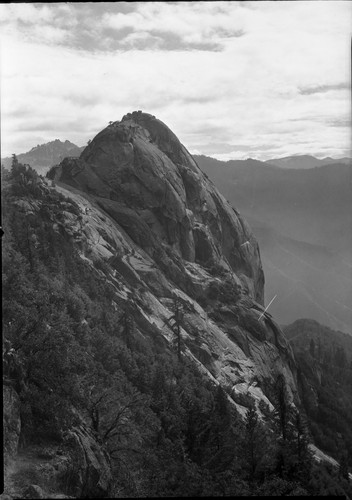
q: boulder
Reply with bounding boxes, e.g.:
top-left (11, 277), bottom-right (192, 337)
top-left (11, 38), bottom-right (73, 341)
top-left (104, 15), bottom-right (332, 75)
top-left (24, 484), bottom-right (45, 499)
top-left (61, 425), bottom-right (111, 498)
top-left (3, 385), bottom-right (21, 462)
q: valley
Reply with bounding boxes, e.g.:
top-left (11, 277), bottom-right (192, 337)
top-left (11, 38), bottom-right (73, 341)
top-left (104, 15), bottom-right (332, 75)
top-left (195, 154), bottom-right (352, 333)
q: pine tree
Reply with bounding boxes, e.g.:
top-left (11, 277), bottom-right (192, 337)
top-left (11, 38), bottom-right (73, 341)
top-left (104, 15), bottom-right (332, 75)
top-left (11, 153), bottom-right (18, 168)
top-left (272, 375), bottom-right (297, 479)
top-left (200, 385), bottom-right (235, 472)
top-left (274, 374), bottom-right (289, 442)
top-left (270, 374), bottom-right (313, 484)
top-left (291, 410), bottom-right (312, 484)
top-left (118, 309), bottom-right (134, 349)
top-left (167, 296), bottom-right (184, 361)
top-left (244, 405), bottom-right (259, 482)
top-left (309, 338), bottom-right (315, 358)
top-left (339, 451), bottom-right (350, 481)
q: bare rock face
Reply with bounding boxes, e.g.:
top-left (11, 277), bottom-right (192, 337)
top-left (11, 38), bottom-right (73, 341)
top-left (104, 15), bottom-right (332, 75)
top-left (49, 111), bottom-right (264, 303)
top-left (61, 425), bottom-right (111, 498)
top-left (47, 111), bottom-right (298, 412)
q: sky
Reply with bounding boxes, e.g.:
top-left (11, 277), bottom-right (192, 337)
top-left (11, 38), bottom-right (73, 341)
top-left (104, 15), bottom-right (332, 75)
top-left (1, 1), bottom-right (351, 161)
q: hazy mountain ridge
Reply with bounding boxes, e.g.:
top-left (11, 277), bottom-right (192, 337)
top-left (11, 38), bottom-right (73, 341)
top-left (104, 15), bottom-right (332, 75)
top-left (266, 154), bottom-right (351, 169)
top-left (1, 139), bottom-right (85, 174)
top-left (195, 154), bottom-right (352, 333)
top-left (285, 318), bottom-right (352, 357)
top-left (247, 216), bottom-right (352, 334)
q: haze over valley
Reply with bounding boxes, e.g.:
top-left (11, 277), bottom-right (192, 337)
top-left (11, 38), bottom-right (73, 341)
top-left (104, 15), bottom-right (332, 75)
top-left (196, 154), bottom-right (352, 332)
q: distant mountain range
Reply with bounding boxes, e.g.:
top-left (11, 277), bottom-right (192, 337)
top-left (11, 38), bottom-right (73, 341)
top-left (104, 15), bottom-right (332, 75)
top-left (195, 154), bottom-right (352, 334)
top-left (266, 154), bottom-right (351, 169)
top-left (2, 141), bottom-right (350, 174)
top-left (1, 139), bottom-right (85, 174)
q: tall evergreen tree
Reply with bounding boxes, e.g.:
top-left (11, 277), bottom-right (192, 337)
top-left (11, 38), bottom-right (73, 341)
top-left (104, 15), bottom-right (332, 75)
top-left (244, 405), bottom-right (259, 482)
top-left (166, 296), bottom-right (184, 361)
top-left (309, 338), bottom-right (315, 358)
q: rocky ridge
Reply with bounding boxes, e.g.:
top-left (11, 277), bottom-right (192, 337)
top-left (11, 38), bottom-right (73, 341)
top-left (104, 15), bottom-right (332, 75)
top-left (46, 111), bottom-right (298, 412)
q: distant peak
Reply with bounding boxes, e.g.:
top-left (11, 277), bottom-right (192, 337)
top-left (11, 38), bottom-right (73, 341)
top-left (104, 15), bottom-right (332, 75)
top-left (267, 154), bottom-right (317, 162)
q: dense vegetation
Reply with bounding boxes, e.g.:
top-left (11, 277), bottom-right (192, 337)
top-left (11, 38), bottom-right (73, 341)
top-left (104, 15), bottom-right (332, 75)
top-left (285, 319), bottom-right (352, 471)
top-left (3, 160), bottom-right (352, 497)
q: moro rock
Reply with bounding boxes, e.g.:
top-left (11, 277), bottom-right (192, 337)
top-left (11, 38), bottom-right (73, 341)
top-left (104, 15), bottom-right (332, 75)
top-left (48, 111), bottom-right (297, 412)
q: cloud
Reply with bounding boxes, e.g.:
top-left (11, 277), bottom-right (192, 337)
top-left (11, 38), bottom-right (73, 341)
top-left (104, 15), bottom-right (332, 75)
top-left (114, 30), bottom-right (223, 52)
top-left (93, 2), bottom-right (245, 51)
top-left (99, 4), bottom-right (246, 52)
top-left (0, 1), bottom-right (351, 160)
top-left (101, 1), bottom-right (246, 51)
top-left (15, 117), bottom-right (96, 134)
top-left (328, 118), bottom-right (351, 128)
top-left (0, 2), bottom-right (244, 53)
top-left (151, 31), bottom-right (223, 52)
top-left (192, 142), bottom-right (240, 155)
top-left (191, 142), bottom-right (278, 156)
top-left (0, 3), bottom-right (54, 24)
top-left (16, 121), bottom-right (70, 133)
top-left (179, 95), bottom-right (217, 105)
top-left (298, 83), bottom-right (350, 95)
top-left (30, 24), bottom-right (69, 44)
top-left (64, 93), bottom-right (103, 108)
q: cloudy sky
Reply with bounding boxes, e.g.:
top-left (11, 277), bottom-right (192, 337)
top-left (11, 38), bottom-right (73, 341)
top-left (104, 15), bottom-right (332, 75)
top-left (1, 1), bottom-right (351, 160)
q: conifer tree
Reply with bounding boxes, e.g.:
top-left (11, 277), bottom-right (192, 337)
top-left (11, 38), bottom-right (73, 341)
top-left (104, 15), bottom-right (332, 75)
top-left (11, 153), bottom-right (18, 168)
top-left (199, 385), bottom-right (235, 472)
top-left (291, 409), bottom-right (312, 484)
top-left (271, 375), bottom-right (313, 483)
top-left (166, 296), bottom-right (184, 361)
top-left (118, 309), bottom-right (134, 349)
top-left (339, 451), bottom-right (350, 481)
top-left (244, 405), bottom-right (259, 482)
top-left (309, 338), bottom-right (315, 358)
top-left (274, 374), bottom-right (289, 442)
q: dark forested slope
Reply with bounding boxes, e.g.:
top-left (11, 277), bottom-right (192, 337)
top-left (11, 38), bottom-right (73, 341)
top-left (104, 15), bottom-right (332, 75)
top-left (285, 319), bottom-right (352, 470)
